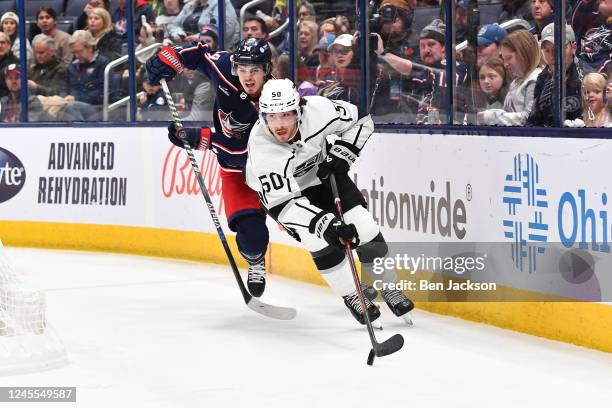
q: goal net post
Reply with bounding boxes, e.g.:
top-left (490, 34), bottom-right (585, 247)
top-left (0, 239), bottom-right (68, 375)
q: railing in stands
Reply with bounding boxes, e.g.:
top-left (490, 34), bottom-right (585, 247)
top-left (239, 0), bottom-right (268, 32)
top-left (102, 42), bottom-right (163, 121)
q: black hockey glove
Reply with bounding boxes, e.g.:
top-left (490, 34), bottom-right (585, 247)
top-left (145, 45), bottom-right (184, 85)
top-left (310, 212), bottom-right (359, 249)
top-left (316, 141), bottom-right (360, 180)
top-left (168, 123), bottom-right (212, 150)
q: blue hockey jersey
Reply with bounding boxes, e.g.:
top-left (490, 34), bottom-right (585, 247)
top-left (177, 43), bottom-right (264, 172)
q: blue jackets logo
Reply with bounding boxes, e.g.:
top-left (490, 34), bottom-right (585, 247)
top-left (0, 147), bottom-right (26, 203)
top-left (502, 154), bottom-right (548, 273)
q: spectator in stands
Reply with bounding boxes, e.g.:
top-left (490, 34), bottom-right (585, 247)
top-left (113, 0), bottom-right (157, 42)
top-left (375, 0), bottom-right (418, 58)
top-left (272, 53), bottom-right (290, 79)
top-left (242, 15), bottom-right (268, 40)
top-left (88, 7), bottom-right (122, 61)
top-left (578, 0), bottom-right (612, 75)
top-left (477, 56), bottom-right (510, 110)
top-left (138, 71), bottom-right (168, 120)
top-left (135, 16), bottom-right (164, 64)
top-left (317, 34), bottom-right (361, 105)
top-left (334, 14), bottom-right (352, 35)
top-left (63, 30), bottom-right (113, 121)
top-left (477, 24), bottom-right (507, 66)
top-left (1, 12), bottom-right (32, 62)
top-left (156, 0), bottom-right (184, 39)
top-left (198, 23), bottom-right (219, 50)
top-left (0, 64), bottom-right (51, 122)
top-left (478, 29), bottom-right (543, 125)
top-left (113, 0), bottom-right (128, 39)
top-left (319, 18), bottom-right (342, 37)
top-left (529, 0), bottom-right (554, 40)
top-left (174, 67), bottom-right (214, 120)
top-left (455, 0), bottom-right (469, 44)
top-left (28, 35), bottom-right (68, 97)
top-left (298, 1), bottom-right (316, 23)
top-left (167, 0), bottom-right (238, 45)
top-left (569, 0), bottom-right (599, 55)
top-left (77, 0), bottom-right (112, 30)
top-left (0, 31), bottom-right (18, 98)
top-left (498, 0), bottom-right (533, 24)
top-left (526, 23), bottom-right (583, 126)
top-left (314, 33), bottom-right (336, 84)
top-left (369, 0), bottom-right (419, 116)
top-left (35, 7), bottom-right (73, 65)
top-left (298, 20), bottom-right (319, 67)
top-left (582, 72), bottom-right (612, 126)
top-left (413, 19), bottom-right (468, 123)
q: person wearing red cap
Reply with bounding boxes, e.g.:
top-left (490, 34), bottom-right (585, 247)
top-left (0, 64), bottom-right (50, 122)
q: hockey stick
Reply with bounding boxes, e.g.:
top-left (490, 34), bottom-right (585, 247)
top-left (329, 174), bottom-right (404, 365)
top-left (160, 78), bottom-right (296, 321)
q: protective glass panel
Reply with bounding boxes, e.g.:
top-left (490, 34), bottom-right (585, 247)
top-left (294, 1), bottom-right (362, 107)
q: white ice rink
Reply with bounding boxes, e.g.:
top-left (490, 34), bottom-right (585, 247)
top-left (2, 247), bottom-right (612, 408)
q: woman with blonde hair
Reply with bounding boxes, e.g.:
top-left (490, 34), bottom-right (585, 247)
top-left (298, 20), bottom-right (319, 67)
top-left (478, 29), bottom-right (543, 125)
top-left (582, 72), bottom-right (612, 126)
top-left (87, 7), bottom-right (121, 61)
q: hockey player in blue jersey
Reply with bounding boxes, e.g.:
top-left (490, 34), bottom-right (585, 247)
top-left (145, 38), bottom-right (273, 297)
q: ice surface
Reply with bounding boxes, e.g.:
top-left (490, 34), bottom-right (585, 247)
top-left (2, 247), bottom-right (611, 408)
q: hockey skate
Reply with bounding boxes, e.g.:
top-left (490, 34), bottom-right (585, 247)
top-left (382, 289), bottom-right (414, 326)
top-left (361, 282), bottom-right (378, 301)
top-left (343, 290), bottom-right (382, 328)
top-left (247, 260), bottom-right (266, 298)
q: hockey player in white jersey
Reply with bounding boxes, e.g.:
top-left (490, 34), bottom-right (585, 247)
top-left (245, 79), bottom-right (414, 325)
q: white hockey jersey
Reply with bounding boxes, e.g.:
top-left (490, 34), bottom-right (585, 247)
top-left (245, 96), bottom-right (374, 228)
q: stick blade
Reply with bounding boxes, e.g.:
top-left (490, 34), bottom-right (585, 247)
top-left (374, 334), bottom-right (404, 357)
top-left (247, 297), bottom-right (297, 320)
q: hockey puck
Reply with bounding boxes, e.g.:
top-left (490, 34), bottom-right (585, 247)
top-left (367, 349), bottom-right (375, 366)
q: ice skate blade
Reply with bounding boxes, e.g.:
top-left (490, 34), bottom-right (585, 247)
top-left (402, 312), bottom-right (414, 326)
top-left (371, 319), bottom-right (383, 330)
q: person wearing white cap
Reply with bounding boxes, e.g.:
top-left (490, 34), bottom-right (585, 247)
top-left (0, 12), bottom-right (32, 62)
top-left (525, 23), bottom-right (583, 126)
top-left (318, 34), bottom-right (361, 105)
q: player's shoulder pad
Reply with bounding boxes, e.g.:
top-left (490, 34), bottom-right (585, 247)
top-left (302, 95), bottom-right (346, 121)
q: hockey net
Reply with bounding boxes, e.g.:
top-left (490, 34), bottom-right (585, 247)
top-left (0, 240), bottom-right (68, 375)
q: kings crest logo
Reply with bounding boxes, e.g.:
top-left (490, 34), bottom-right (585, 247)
top-left (0, 147), bottom-right (26, 203)
top-left (217, 109), bottom-right (251, 137)
top-left (502, 154), bottom-right (548, 273)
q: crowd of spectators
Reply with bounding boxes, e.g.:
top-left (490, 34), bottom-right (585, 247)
top-left (1, 0), bottom-right (611, 126)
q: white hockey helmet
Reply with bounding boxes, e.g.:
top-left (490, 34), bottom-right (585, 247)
top-left (259, 79), bottom-right (301, 115)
